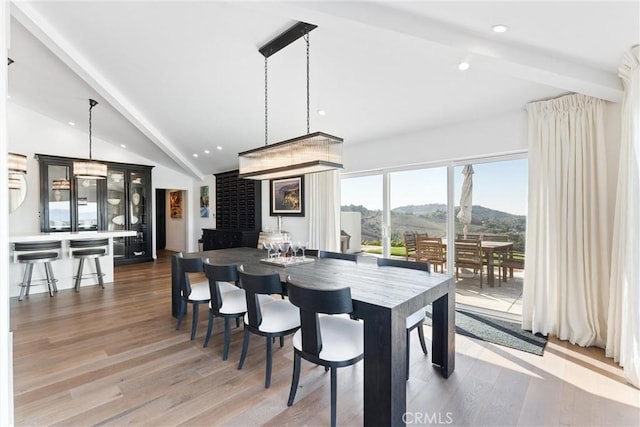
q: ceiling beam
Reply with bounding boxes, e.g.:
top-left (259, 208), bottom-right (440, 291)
top-left (10, 1), bottom-right (205, 180)
top-left (242, 1), bottom-right (623, 103)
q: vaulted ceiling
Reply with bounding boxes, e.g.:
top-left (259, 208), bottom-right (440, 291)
top-left (7, 1), bottom-right (639, 179)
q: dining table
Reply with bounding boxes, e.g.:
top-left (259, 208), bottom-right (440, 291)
top-left (171, 247), bottom-right (455, 427)
top-left (442, 239), bottom-right (514, 286)
top-left (477, 241), bottom-right (514, 286)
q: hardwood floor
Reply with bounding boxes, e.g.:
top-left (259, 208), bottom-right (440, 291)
top-left (10, 251), bottom-right (640, 426)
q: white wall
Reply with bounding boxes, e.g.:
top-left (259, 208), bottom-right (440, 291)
top-left (343, 110), bottom-right (527, 173)
top-left (340, 211), bottom-right (362, 253)
top-left (191, 175), bottom-right (216, 250)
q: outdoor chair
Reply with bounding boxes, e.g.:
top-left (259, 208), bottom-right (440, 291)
top-left (454, 239), bottom-right (484, 287)
top-left (415, 237), bottom-right (446, 272)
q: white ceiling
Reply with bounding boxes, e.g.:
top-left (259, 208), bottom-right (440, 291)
top-left (7, 1), bottom-right (639, 179)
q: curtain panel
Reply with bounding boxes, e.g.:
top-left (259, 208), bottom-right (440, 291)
top-left (307, 170), bottom-right (341, 252)
top-left (606, 46), bottom-right (640, 388)
top-left (524, 93), bottom-right (609, 348)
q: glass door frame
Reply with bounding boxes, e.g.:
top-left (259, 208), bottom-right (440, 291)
top-left (340, 151), bottom-right (527, 269)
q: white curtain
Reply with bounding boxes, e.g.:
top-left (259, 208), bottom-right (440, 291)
top-left (606, 46), bottom-right (640, 388)
top-left (523, 93), bottom-right (609, 348)
top-left (307, 170), bottom-right (341, 252)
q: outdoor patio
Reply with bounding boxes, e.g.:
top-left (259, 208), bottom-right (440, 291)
top-left (358, 251), bottom-right (523, 319)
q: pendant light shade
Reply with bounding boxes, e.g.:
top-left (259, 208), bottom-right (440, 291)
top-left (8, 152), bottom-right (27, 174)
top-left (73, 99), bottom-right (107, 179)
top-left (239, 132), bottom-right (343, 180)
top-left (73, 161), bottom-right (107, 180)
top-left (238, 22), bottom-right (343, 180)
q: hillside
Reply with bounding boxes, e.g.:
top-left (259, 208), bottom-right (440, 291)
top-left (341, 203), bottom-right (526, 249)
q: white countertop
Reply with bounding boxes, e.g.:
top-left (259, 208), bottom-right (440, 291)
top-left (9, 230), bottom-right (137, 243)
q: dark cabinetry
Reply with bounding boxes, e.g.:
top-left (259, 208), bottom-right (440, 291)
top-left (205, 170), bottom-right (262, 250)
top-left (201, 229), bottom-right (260, 250)
top-left (215, 170), bottom-right (261, 231)
top-left (107, 166), bottom-right (153, 265)
top-left (37, 154), bottom-right (153, 264)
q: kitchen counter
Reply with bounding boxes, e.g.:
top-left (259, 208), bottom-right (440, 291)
top-left (9, 230), bottom-right (137, 298)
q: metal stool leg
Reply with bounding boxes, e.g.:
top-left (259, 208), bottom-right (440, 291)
top-left (19, 263), bottom-right (33, 301)
top-left (44, 262), bottom-right (54, 297)
top-left (75, 258), bottom-right (85, 292)
top-left (94, 257), bottom-right (105, 289)
top-left (45, 262), bottom-right (58, 293)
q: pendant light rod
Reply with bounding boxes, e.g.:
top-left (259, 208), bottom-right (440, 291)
top-left (258, 22), bottom-right (317, 58)
top-left (88, 98), bottom-right (98, 160)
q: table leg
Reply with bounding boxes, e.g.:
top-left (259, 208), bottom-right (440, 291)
top-left (431, 282), bottom-right (455, 378)
top-left (486, 249), bottom-right (495, 287)
top-left (362, 306), bottom-right (407, 426)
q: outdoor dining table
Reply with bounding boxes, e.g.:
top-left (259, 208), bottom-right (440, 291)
top-left (477, 241), bottom-right (514, 286)
top-left (170, 247), bottom-right (455, 426)
top-left (443, 239), bottom-right (514, 286)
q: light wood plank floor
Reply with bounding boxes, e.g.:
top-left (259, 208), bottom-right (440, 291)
top-left (10, 251), bottom-right (640, 426)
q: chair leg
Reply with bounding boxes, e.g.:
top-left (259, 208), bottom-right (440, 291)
top-left (75, 258), bottom-right (85, 292)
top-left (417, 324), bottom-right (428, 355)
top-left (279, 336), bottom-right (284, 347)
top-left (203, 311), bottom-right (215, 348)
top-left (176, 300), bottom-right (186, 330)
top-left (94, 257), bottom-right (104, 288)
top-left (26, 263), bottom-right (34, 297)
top-left (406, 329), bottom-right (411, 380)
top-left (287, 352), bottom-right (301, 406)
top-left (223, 317), bottom-right (231, 360)
top-left (265, 336), bottom-right (273, 388)
top-left (238, 327), bottom-right (250, 370)
top-left (236, 317), bottom-right (240, 328)
top-left (330, 366), bottom-right (337, 427)
top-left (190, 303), bottom-right (199, 340)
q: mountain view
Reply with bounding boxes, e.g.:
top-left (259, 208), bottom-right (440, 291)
top-left (341, 203), bottom-right (527, 250)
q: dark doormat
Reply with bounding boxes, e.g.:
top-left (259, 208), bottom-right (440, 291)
top-left (425, 308), bottom-right (547, 356)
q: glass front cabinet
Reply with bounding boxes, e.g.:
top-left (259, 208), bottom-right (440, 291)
top-left (38, 154), bottom-right (153, 264)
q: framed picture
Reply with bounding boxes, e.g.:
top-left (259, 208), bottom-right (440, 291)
top-left (199, 185), bottom-right (209, 218)
top-left (270, 176), bottom-right (304, 217)
top-left (170, 191), bottom-right (182, 219)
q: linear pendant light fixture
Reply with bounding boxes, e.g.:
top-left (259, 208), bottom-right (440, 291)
top-left (238, 22), bottom-right (343, 180)
top-left (73, 99), bottom-right (107, 179)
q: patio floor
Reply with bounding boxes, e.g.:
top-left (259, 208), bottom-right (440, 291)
top-left (358, 251), bottom-right (523, 319)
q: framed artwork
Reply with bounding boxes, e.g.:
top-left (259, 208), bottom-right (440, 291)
top-left (199, 185), bottom-right (210, 218)
top-left (270, 176), bottom-right (304, 217)
top-left (170, 191), bottom-right (182, 219)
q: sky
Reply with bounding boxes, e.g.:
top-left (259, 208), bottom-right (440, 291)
top-left (341, 158), bottom-right (528, 216)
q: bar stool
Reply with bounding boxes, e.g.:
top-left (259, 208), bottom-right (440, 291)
top-left (14, 241), bottom-right (62, 301)
top-left (70, 239), bottom-right (109, 292)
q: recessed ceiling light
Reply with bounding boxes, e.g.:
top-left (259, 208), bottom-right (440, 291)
top-left (317, 109), bottom-right (326, 116)
top-left (68, 121), bottom-right (75, 126)
top-left (120, 144), bottom-right (126, 148)
top-left (492, 24), bottom-right (509, 33)
top-left (216, 146), bottom-right (222, 150)
top-left (193, 153), bottom-right (199, 158)
top-left (457, 61), bottom-right (470, 71)
top-left (204, 149), bottom-right (210, 154)
top-left (7, 95), bottom-right (11, 99)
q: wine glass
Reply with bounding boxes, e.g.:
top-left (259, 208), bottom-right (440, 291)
top-left (290, 241), bottom-right (300, 259)
top-left (281, 241), bottom-right (291, 258)
top-left (262, 242), bottom-right (271, 259)
top-left (301, 241), bottom-right (308, 259)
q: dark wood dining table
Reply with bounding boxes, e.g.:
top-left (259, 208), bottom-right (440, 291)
top-left (171, 247), bottom-right (455, 426)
